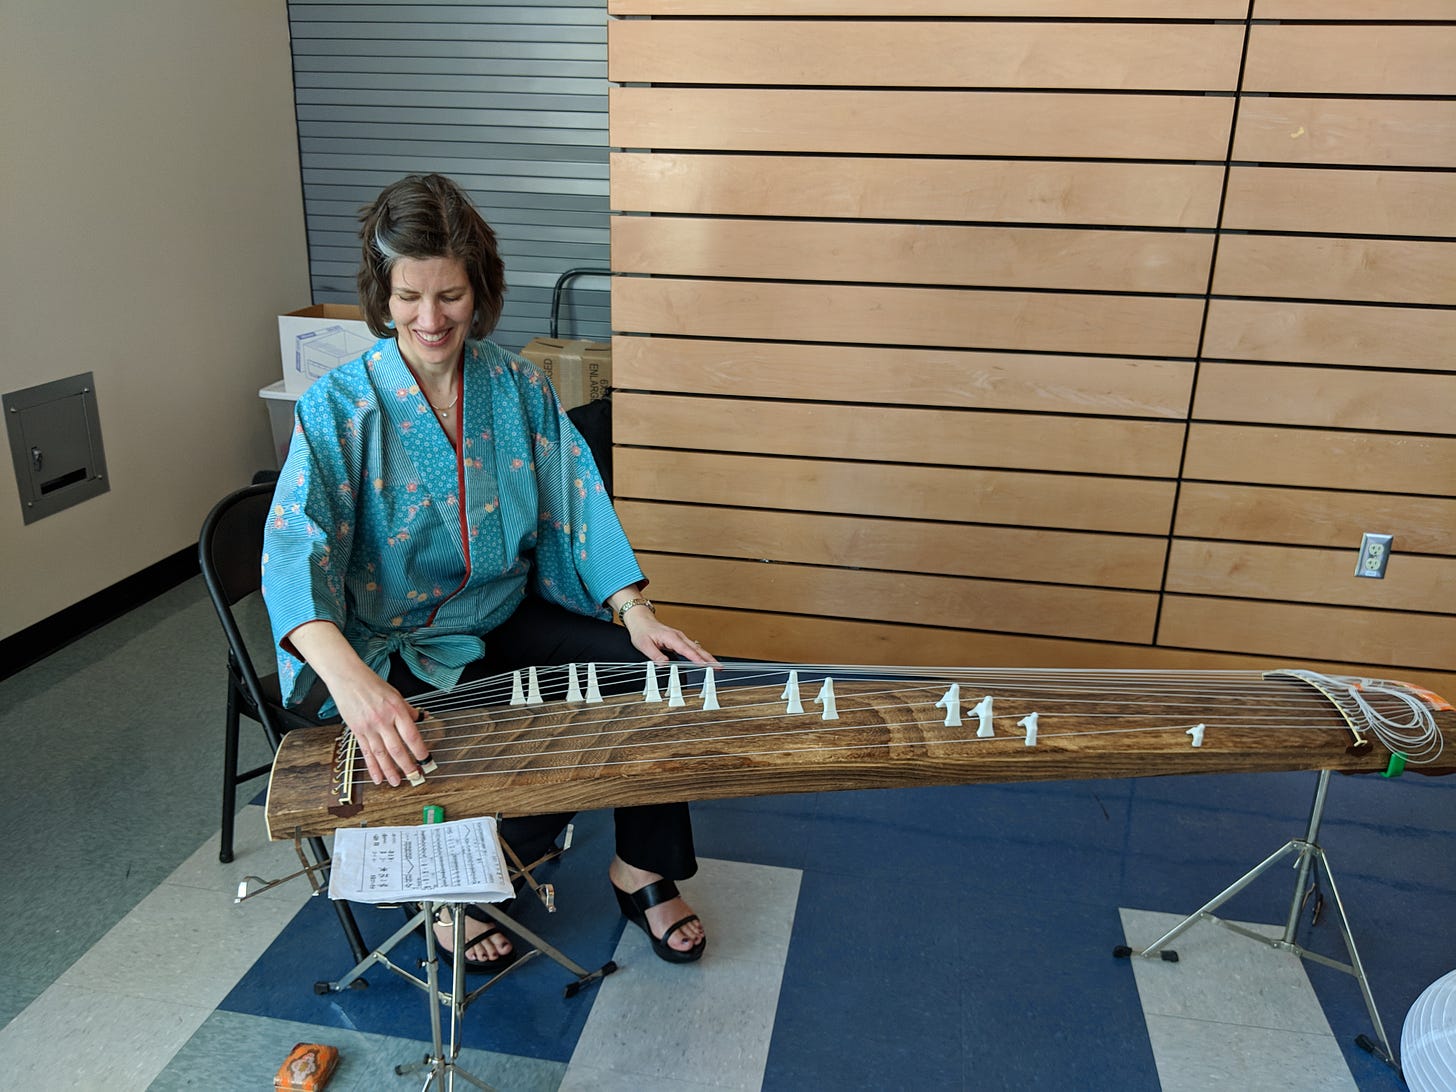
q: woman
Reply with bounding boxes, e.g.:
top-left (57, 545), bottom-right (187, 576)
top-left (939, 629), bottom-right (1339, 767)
top-left (262, 173), bottom-right (716, 968)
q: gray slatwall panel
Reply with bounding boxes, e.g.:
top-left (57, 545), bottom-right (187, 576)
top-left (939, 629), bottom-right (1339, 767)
top-left (294, 73), bottom-right (607, 95)
top-left (288, 2), bottom-right (611, 351)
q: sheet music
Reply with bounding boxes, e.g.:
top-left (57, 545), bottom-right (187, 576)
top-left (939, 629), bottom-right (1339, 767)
top-left (327, 816), bottom-right (514, 904)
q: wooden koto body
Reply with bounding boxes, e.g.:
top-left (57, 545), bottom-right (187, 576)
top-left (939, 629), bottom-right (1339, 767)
top-left (265, 665), bottom-right (1454, 840)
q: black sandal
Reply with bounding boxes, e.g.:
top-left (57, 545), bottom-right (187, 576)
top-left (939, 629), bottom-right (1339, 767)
top-left (612, 879), bottom-right (706, 964)
top-left (424, 903), bottom-right (519, 975)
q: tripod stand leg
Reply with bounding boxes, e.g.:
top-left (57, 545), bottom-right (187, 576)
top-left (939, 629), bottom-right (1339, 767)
top-left (1119, 841), bottom-right (1300, 959)
top-left (1309, 848), bottom-right (1396, 1067)
top-left (1114, 772), bottom-right (1399, 1073)
top-left (393, 902), bottom-right (497, 1091)
top-left (476, 901), bottom-right (618, 997)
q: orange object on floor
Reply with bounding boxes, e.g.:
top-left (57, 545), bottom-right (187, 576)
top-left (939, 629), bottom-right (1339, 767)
top-left (273, 1042), bottom-right (340, 1090)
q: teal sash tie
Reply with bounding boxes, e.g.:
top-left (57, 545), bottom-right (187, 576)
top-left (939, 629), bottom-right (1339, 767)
top-left (317, 630), bottom-right (486, 717)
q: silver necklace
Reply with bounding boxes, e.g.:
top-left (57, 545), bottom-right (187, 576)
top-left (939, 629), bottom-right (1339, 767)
top-left (428, 377), bottom-right (459, 415)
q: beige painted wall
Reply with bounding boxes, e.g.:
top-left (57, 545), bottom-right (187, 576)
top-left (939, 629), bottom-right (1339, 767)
top-left (0, 1), bottom-right (311, 639)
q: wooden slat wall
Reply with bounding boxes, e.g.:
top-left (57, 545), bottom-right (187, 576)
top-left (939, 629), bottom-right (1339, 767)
top-left (606, 2), bottom-right (1456, 693)
top-left (1178, 6), bottom-right (1456, 684)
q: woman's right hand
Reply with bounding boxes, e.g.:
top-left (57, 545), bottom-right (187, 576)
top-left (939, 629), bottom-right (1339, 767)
top-left (287, 621), bottom-right (432, 787)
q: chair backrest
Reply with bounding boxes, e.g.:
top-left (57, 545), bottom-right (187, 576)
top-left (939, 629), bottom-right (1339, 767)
top-left (199, 482), bottom-right (273, 609)
top-left (198, 482), bottom-right (288, 743)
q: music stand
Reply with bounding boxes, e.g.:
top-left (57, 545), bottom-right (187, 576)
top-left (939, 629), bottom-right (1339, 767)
top-left (1115, 769), bottom-right (1398, 1070)
top-left (311, 837), bottom-right (618, 1088)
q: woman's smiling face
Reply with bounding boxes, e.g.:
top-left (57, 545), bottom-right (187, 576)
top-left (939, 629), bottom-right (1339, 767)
top-left (388, 255), bottom-right (475, 374)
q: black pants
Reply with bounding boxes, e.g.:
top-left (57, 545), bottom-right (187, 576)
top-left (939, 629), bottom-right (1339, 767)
top-left (298, 595), bottom-right (697, 882)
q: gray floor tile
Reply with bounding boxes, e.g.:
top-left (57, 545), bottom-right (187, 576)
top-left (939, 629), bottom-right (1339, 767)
top-left (375, 1036), bottom-right (567, 1092)
top-left (0, 971), bottom-right (49, 1031)
top-left (0, 578), bottom-right (251, 994)
top-left (152, 1010), bottom-right (567, 1092)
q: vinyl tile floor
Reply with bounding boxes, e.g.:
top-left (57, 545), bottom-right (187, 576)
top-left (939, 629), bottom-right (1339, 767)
top-left (1, 577), bottom-right (1452, 1090)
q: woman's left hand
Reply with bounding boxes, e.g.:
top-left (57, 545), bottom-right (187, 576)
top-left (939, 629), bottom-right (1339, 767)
top-left (623, 610), bottom-right (721, 668)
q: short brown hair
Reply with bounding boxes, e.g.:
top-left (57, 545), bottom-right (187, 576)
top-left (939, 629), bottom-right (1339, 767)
top-left (356, 173), bottom-right (506, 339)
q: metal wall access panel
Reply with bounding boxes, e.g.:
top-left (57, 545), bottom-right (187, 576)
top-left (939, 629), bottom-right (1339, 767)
top-left (4, 373), bottom-right (110, 525)
top-left (288, 2), bottom-right (611, 352)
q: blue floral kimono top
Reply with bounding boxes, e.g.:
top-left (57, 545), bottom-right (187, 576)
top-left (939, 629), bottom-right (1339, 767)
top-left (262, 336), bottom-right (643, 711)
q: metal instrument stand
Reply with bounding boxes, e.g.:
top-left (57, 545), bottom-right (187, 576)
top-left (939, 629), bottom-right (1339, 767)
top-left (311, 838), bottom-right (618, 1087)
top-left (1115, 769), bottom-right (1398, 1071)
top-left (395, 900), bottom-right (494, 1091)
top-left (315, 898), bottom-right (616, 1002)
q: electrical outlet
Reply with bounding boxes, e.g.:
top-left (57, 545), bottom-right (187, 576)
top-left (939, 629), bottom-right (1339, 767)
top-left (1356, 533), bottom-right (1393, 579)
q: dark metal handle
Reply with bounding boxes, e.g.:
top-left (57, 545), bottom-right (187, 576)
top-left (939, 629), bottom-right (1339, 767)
top-left (549, 267), bottom-right (610, 338)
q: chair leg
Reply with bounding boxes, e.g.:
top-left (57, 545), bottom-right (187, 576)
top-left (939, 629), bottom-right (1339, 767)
top-left (220, 682), bottom-right (243, 864)
top-left (306, 835), bottom-right (369, 962)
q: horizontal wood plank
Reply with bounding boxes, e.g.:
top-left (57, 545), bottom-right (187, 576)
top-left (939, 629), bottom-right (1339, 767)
top-left (610, 154), bottom-right (1226, 228)
top-left (1174, 483), bottom-right (1456, 555)
top-left (1192, 362), bottom-right (1456, 435)
top-left (1244, 25), bottom-right (1456, 96)
top-left (613, 449), bottom-right (1179, 535)
top-left (1158, 595), bottom-right (1456, 670)
top-left (613, 216), bottom-right (1215, 295)
top-left (1202, 299), bottom-right (1456, 371)
top-left (613, 277), bottom-right (1206, 358)
top-left (614, 392), bottom-right (1188, 477)
top-left (637, 552), bottom-right (1159, 643)
top-left (1212, 235), bottom-right (1456, 307)
top-left (1233, 98), bottom-right (1456, 169)
top-left (610, 87), bottom-right (1234, 160)
top-left (1183, 424), bottom-right (1456, 494)
top-left (610, 20), bottom-right (1243, 90)
top-left (659, 604), bottom-right (1455, 698)
top-left (612, 336), bottom-right (1195, 419)
top-left (617, 500), bottom-right (1170, 590)
top-left (611, 1), bottom-right (1252, 18)
top-left (1222, 167), bottom-right (1456, 238)
top-left (1253, 0), bottom-right (1456, 22)
top-left (1165, 540), bottom-right (1455, 613)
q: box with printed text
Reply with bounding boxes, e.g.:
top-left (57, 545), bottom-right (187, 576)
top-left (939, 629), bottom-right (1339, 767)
top-left (278, 304), bottom-right (375, 396)
top-left (519, 337), bottom-right (612, 411)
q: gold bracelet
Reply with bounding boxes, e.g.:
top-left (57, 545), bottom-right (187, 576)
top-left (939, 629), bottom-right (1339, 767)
top-left (616, 597), bottom-right (655, 623)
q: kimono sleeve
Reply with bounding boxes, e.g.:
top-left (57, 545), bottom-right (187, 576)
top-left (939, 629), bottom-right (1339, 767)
top-left (525, 383), bottom-right (644, 615)
top-left (260, 390), bottom-right (362, 701)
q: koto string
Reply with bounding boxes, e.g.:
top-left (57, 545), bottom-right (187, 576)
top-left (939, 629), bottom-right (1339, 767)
top-left (334, 664), bottom-right (1444, 791)
top-left (401, 665), bottom-right (1434, 734)
top-left (409, 663), bottom-right (1368, 709)
top-left (418, 686), bottom-right (1367, 745)
top-left (412, 717), bottom-right (1355, 780)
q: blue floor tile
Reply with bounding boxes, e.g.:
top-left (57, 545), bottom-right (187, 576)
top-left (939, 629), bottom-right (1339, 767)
top-left (221, 811), bottom-right (625, 1061)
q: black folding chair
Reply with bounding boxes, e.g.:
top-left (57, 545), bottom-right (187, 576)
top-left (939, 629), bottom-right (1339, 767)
top-left (198, 481), bottom-right (366, 960)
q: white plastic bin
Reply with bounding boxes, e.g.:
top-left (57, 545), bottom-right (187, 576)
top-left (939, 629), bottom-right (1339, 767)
top-left (259, 380), bottom-right (300, 468)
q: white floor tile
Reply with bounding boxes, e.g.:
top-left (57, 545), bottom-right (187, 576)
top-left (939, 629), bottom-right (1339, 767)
top-left (1145, 1013), bottom-right (1359, 1092)
top-left (57, 879), bottom-right (303, 1009)
top-left (1122, 907), bottom-right (1357, 1092)
top-left (564, 858), bottom-right (800, 1091)
top-left (0, 982), bottom-right (208, 1092)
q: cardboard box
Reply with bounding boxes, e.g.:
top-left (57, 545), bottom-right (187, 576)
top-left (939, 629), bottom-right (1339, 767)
top-left (260, 380), bottom-right (300, 468)
top-left (520, 337), bottom-right (612, 410)
top-left (279, 304), bottom-right (374, 395)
